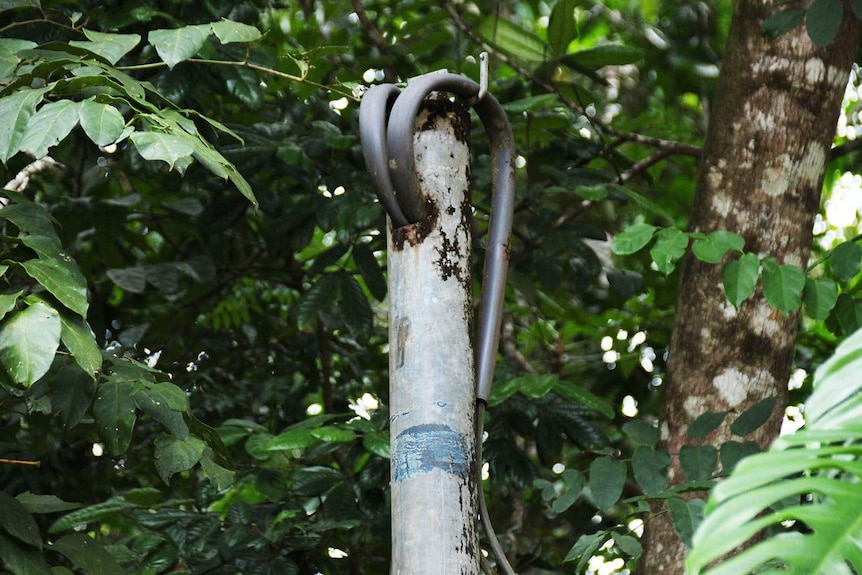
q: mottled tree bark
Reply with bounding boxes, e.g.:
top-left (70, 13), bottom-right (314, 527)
top-left (637, 2), bottom-right (861, 574)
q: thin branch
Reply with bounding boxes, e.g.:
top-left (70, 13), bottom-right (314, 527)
top-left (2, 156), bottom-right (65, 205)
top-left (118, 59), bottom-right (357, 101)
top-left (350, 0), bottom-right (398, 82)
top-left (0, 458), bottom-right (41, 467)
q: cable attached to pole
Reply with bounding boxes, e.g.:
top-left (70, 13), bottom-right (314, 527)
top-left (359, 63), bottom-right (517, 575)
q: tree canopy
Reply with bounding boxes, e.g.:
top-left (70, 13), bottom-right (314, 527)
top-left (1, 0), bottom-right (862, 574)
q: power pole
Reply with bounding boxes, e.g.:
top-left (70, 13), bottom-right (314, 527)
top-left (387, 96), bottom-right (478, 575)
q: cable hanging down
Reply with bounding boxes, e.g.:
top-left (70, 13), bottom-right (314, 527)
top-left (359, 62), bottom-right (517, 575)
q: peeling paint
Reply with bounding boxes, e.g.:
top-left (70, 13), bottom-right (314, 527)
top-left (392, 424), bottom-right (470, 482)
top-left (713, 368), bottom-right (748, 407)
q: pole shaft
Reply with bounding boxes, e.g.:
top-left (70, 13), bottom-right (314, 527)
top-left (388, 97), bottom-right (478, 575)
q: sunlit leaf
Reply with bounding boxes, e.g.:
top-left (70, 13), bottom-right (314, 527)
top-left (548, 0), bottom-right (578, 54)
top-left (0, 301), bottom-right (60, 386)
top-left (210, 20), bottom-right (262, 43)
top-left (148, 24), bottom-right (211, 68)
top-left (129, 131), bottom-right (195, 170)
top-left (0, 88), bottom-right (46, 162)
top-left (691, 230), bottom-right (745, 264)
top-left (59, 312), bottom-right (101, 378)
top-left (761, 257), bottom-right (804, 313)
top-left (478, 15), bottom-right (546, 61)
top-left (561, 44), bottom-right (644, 69)
top-left (804, 277), bottom-right (838, 320)
top-left (611, 223), bottom-right (657, 255)
top-left (650, 227), bottom-right (689, 275)
top-left (69, 29), bottom-right (141, 64)
top-left (722, 253), bottom-right (759, 308)
top-left (78, 98), bottom-right (125, 146)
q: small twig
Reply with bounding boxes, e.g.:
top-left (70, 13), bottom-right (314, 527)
top-left (351, 0), bottom-right (398, 82)
top-left (2, 157), bottom-right (65, 205)
top-left (0, 458), bottom-right (41, 467)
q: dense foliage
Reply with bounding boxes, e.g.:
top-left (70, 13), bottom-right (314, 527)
top-left (1, 0), bottom-right (861, 574)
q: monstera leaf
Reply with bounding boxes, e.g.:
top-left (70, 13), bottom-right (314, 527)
top-left (686, 327), bottom-right (862, 574)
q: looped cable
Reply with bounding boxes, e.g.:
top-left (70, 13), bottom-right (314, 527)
top-left (359, 70), bottom-right (515, 404)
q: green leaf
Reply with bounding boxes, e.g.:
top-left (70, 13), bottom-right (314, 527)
top-left (686, 411), bottom-right (730, 440)
top-left (93, 379), bottom-right (136, 454)
top-left (20, 259), bottom-right (88, 317)
top-left (0, 300), bottom-right (60, 386)
top-left (478, 15), bottom-right (547, 62)
top-left (210, 20), bottom-right (262, 43)
top-left (339, 271), bottom-right (373, 341)
top-left (668, 497), bottom-right (705, 548)
top-left (352, 243), bottom-right (387, 301)
top-left (153, 435), bottom-right (205, 484)
top-left (0, 532), bottom-right (51, 575)
top-left (148, 24), bottom-right (211, 68)
top-left (182, 412), bottom-right (233, 470)
top-left (106, 266), bottom-right (146, 293)
top-left (622, 420), bottom-right (660, 446)
top-left (199, 447), bottom-right (235, 490)
top-left (78, 99), bottom-right (125, 146)
top-left (296, 273), bottom-right (340, 330)
top-left (363, 432), bottom-right (390, 459)
top-left (649, 227), bottom-right (689, 275)
top-left (548, 0), bottom-right (578, 54)
top-left (834, 293), bottom-right (862, 334)
top-left (188, 137), bottom-right (257, 206)
top-left (0, 290), bottom-right (21, 322)
top-left (52, 364), bottom-right (95, 430)
top-left (803, 277), bottom-right (838, 320)
top-left (291, 466), bottom-right (343, 496)
top-left (310, 426), bottom-right (356, 444)
top-left (761, 257), bottom-right (805, 312)
top-left (762, 7), bottom-right (806, 37)
top-left (266, 428), bottom-right (317, 451)
top-left (631, 447), bottom-right (670, 494)
top-left (129, 131), bottom-right (194, 170)
top-left (589, 457), bottom-right (626, 510)
top-left (721, 253), bottom-right (759, 308)
top-left (679, 445), bottom-right (718, 481)
top-left (806, 0), bottom-right (844, 47)
top-left (561, 44), bottom-right (644, 69)
top-left (718, 440), bottom-right (759, 474)
top-left (15, 492), bottom-right (81, 514)
top-left (0, 490), bottom-right (42, 548)
top-left (829, 240), bottom-right (862, 281)
top-left (553, 379), bottom-right (615, 418)
top-left (0, 87), bottom-right (46, 163)
top-left (48, 497), bottom-right (135, 534)
top-left (132, 383), bottom-right (189, 439)
top-left (50, 533), bottom-right (123, 575)
top-left (563, 531), bottom-right (605, 570)
top-left (69, 30), bottom-right (141, 64)
top-left (502, 94), bottom-right (560, 114)
top-left (615, 533), bottom-right (642, 559)
top-left (517, 373), bottom-right (559, 398)
top-left (552, 469), bottom-right (585, 513)
top-left (611, 223), bottom-right (657, 255)
top-left (59, 313), bottom-right (101, 377)
top-left (691, 230), bottom-right (745, 264)
top-left (19, 100), bottom-right (80, 159)
top-left (730, 396), bottom-right (777, 437)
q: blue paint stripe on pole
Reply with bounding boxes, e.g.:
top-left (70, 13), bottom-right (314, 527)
top-left (392, 423), bottom-right (470, 482)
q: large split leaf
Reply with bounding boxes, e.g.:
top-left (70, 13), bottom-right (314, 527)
top-left (687, 327), bottom-right (862, 574)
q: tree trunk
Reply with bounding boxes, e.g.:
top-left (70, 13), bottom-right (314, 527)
top-left (638, 2), bottom-right (861, 574)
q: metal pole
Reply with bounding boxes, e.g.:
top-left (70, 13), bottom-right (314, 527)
top-left (388, 96), bottom-right (478, 575)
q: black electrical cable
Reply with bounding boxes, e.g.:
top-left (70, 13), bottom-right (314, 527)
top-left (359, 70), bottom-right (517, 575)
